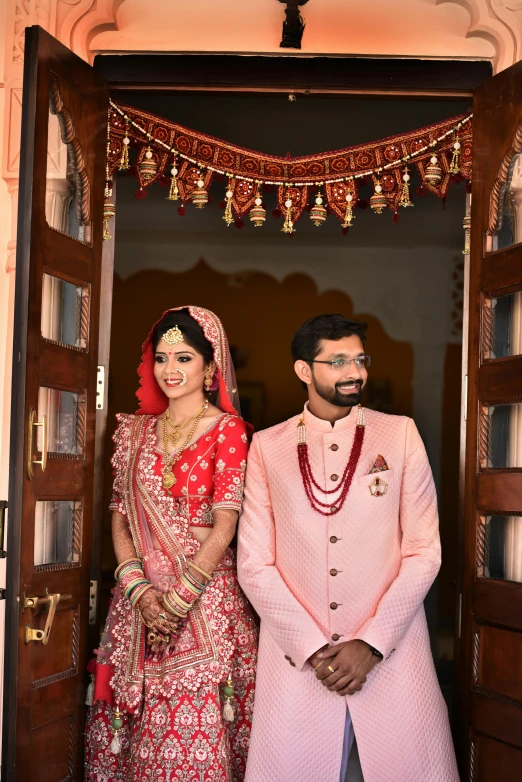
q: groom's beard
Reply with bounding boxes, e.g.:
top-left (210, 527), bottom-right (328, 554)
top-left (312, 378), bottom-right (363, 408)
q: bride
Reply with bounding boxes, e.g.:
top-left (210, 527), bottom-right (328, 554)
top-left (85, 306), bottom-right (258, 781)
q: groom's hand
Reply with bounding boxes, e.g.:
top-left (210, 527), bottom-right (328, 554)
top-left (315, 640), bottom-right (380, 696)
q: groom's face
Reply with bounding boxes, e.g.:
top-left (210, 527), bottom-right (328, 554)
top-left (310, 336), bottom-right (368, 408)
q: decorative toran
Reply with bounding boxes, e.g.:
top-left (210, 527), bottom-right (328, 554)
top-left (104, 99), bottom-right (473, 238)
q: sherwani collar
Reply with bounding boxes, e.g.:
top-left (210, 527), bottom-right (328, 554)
top-left (303, 401), bottom-right (359, 433)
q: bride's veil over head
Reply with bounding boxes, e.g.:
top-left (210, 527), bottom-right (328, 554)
top-left (135, 305), bottom-right (242, 420)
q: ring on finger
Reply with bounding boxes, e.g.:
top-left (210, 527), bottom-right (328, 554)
top-left (327, 665), bottom-right (336, 674)
top-left (158, 613), bottom-right (167, 620)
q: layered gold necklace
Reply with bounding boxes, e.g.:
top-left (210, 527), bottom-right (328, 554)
top-left (161, 401), bottom-right (208, 490)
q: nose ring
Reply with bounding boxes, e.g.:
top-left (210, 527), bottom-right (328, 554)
top-left (167, 369), bottom-right (188, 386)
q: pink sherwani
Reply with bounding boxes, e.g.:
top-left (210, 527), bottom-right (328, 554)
top-left (237, 405), bottom-right (459, 782)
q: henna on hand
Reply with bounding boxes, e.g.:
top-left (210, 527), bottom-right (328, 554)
top-left (138, 588), bottom-right (181, 636)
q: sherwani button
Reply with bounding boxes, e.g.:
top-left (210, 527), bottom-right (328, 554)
top-left (330, 602), bottom-right (338, 610)
top-left (332, 633), bottom-right (340, 641)
top-left (330, 474), bottom-right (339, 481)
top-left (330, 444), bottom-right (339, 451)
top-left (330, 569), bottom-right (338, 576)
top-left (284, 655), bottom-right (291, 661)
top-left (290, 660), bottom-right (296, 667)
top-left (330, 536), bottom-right (338, 543)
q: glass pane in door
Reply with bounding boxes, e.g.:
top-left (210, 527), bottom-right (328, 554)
top-left (45, 79), bottom-right (92, 244)
top-left (488, 292), bottom-right (522, 359)
top-left (41, 273), bottom-right (89, 349)
top-left (487, 403), bottom-right (522, 468)
top-left (37, 387), bottom-right (85, 457)
top-left (488, 152), bottom-right (521, 251)
top-left (481, 515), bottom-right (522, 583)
top-left (34, 500), bottom-right (81, 567)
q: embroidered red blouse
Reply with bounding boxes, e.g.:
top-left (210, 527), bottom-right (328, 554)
top-left (110, 412), bottom-right (249, 528)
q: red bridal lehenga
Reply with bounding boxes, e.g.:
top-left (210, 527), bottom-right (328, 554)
top-left (84, 307), bottom-right (259, 782)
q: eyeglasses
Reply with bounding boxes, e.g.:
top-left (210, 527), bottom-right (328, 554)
top-left (309, 355), bottom-right (372, 370)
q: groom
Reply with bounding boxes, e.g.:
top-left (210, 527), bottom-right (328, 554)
top-left (237, 314), bottom-right (458, 782)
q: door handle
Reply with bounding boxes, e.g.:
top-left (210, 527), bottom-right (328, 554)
top-left (23, 589), bottom-right (71, 645)
top-left (26, 406), bottom-right (48, 479)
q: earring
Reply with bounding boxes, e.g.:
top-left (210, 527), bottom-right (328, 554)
top-left (204, 372), bottom-right (213, 391)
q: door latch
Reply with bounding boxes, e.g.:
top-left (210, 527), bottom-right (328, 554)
top-left (23, 589), bottom-right (71, 645)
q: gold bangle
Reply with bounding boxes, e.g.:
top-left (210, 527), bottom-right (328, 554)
top-left (114, 556), bottom-right (142, 579)
top-left (188, 562), bottom-right (212, 581)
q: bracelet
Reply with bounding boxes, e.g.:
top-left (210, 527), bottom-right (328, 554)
top-left (184, 569), bottom-right (207, 591)
top-left (179, 573), bottom-right (204, 599)
top-left (124, 578), bottom-right (150, 601)
top-left (163, 592), bottom-right (188, 619)
top-left (117, 565), bottom-right (144, 589)
top-left (368, 645), bottom-right (383, 659)
top-left (131, 582), bottom-right (153, 608)
top-left (120, 568), bottom-right (146, 592)
top-left (115, 557), bottom-right (142, 580)
top-left (188, 562), bottom-right (212, 581)
top-left (169, 589), bottom-right (192, 611)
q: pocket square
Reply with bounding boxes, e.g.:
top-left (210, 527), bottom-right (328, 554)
top-left (369, 454), bottom-right (389, 474)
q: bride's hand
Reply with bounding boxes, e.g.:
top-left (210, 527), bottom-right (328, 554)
top-left (137, 588), bottom-right (181, 636)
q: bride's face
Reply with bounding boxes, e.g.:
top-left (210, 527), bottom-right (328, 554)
top-left (153, 337), bottom-right (208, 400)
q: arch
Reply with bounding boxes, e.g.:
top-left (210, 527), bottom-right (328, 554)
top-left (63, 0), bottom-right (518, 72)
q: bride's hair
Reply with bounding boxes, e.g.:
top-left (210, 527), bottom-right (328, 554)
top-left (152, 309), bottom-right (214, 364)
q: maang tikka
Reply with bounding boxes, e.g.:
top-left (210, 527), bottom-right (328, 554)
top-left (162, 326), bottom-right (184, 347)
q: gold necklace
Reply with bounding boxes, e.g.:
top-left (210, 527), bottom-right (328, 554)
top-left (161, 402), bottom-right (208, 490)
top-left (165, 411), bottom-right (198, 447)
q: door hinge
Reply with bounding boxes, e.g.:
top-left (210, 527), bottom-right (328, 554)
top-left (89, 579), bottom-right (98, 625)
top-left (463, 375), bottom-right (468, 423)
top-left (457, 592), bottom-right (463, 639)
top-left (96, 366), bottom-right (105, 411)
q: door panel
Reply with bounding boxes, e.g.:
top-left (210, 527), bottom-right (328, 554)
top-left (461, 60), bottom-right (522, 779)
top-left (3, 26), bottom-right (108, 781)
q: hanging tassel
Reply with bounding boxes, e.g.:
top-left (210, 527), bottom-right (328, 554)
top-left (192, 171), bottom-right (209, 209)
top-left (138, 146), bottom-right (157, 183)
top-left (110, 706), bottom-right (123, 754)
top-left (250, 188), bottom-right (266, 226)
top-left (462, 213), bottom-right (471, 255)
top-left (168, 156), bottom-right (179, 201)
top-left (103, 193), bottom-right (115, 241)
top-left (85, 675), bottom-right (95, 706)
top-left (399, 166), bottom-right (413, 208)
top-left (370, 182), bottom-right (387, 214)
top-left (449, 137), bottom-right (461, 175)
top-left (310, 191), bottom-right (327, 226)
top-left (425, 155), bottom-right (442, 187)
top-left (342, 192), bottom-right (355, 228)
top-left (119, 117), bottom-right (130, 170)
top-left (223, 181), bottom-right (234, 226)
top-left (110, 733), bottom-right (121, 755)
top-left (223, 674), bottom-right (235, 722)
top-left (281, 194), bottom-right (294, 234)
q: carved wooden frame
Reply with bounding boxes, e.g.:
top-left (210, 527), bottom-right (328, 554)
top-left (487, 124), bottom-right (522, 237)
top-left (478, 404), bottom-right (492, 469)
top-left (48, 74), bottom-right (92, 244)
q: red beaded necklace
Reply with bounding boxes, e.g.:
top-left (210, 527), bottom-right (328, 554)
top-left (297, 405), bottom-right (365, 516)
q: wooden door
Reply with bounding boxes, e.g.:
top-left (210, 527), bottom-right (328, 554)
top-left (460, 61), bottom-right (522, 778)
top-left (2, 26), bottom-right (108, 780)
